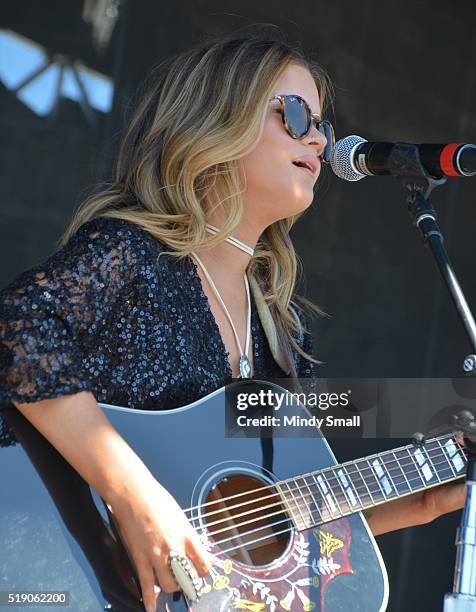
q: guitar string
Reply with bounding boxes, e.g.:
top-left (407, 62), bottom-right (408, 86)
top-left (181, 433), bottom-right (464, 518)
top-left (219, 524), bottom-right (291, 557)
top-left (184, 451), bottom-right (465, 539)
top-left (196, 463), bottom-right (462, 546)
top-left (189, 454), bottom-right (462, 537)
top-left (181, 437), bottom-right (465, 523)
top-left (184, 443), bottom-right (465, 530)
top-left (207, 468), bottom-right (465, 558)
top-left (183, 435), bottom-right (467, 513)
top-left (204, 515), bottom-right (292, 549)
top-left (205, 467), bottom-right (464, 555)
top-left (188, 451), bottom-right (460, 534)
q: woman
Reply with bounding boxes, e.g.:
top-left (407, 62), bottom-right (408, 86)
top-left (0, 32), bottom-right (466, 611)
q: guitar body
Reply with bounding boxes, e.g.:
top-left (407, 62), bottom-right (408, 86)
top-left (0, 381), bottom-right (388, 611)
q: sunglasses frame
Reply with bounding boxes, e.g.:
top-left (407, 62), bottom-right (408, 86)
top-left (271, 94), bottom-right (335, 163)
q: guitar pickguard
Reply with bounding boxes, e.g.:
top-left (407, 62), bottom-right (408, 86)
top-left (189, 519), bottom-right (352, 612)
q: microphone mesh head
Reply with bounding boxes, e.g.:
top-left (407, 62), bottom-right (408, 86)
top-left (330, 135), bottom-right (368, 181)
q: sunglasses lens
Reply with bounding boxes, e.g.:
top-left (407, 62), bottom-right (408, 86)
top-left (283, 96), bottom-right (309, 138)
top-left (318, 120), bottom-right (335, 163)
top-left (280, 95), bottom-right (335, 163)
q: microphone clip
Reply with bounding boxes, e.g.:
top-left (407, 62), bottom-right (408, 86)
top-left (389, 142), bottom-right (446, 216)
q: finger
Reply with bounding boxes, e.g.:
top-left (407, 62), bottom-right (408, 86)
top-left (437, 482), bottom-right (467, 513)
top-left (185, 538), bottom-right (213, 576)
top-left (135, 559), bottom-right (159, 612)
top-left (153, 557), bottom-right (181, 593)
top-left (426, 482), bottom-right (467, 519)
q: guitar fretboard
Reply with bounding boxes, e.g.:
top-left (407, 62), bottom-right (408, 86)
top-left (276, 434), bottom-right (467, 530)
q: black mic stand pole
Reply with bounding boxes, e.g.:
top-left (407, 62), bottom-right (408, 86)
top-left (388, 144), bottom-right (476, 371)
top-left (387, 144), bottom-right (476, 610)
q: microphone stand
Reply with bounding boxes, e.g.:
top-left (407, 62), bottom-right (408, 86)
top-left (412, 411), bottom-right (476, 612)
top-left (387, 144), bottom-right (476, 610)
top-left (444, 437), bottom-right (476, 612)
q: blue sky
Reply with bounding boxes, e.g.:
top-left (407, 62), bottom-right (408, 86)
top-left (0, 28), bottom-right (113, 117)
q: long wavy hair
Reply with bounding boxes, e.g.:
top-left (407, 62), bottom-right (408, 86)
top-left (59, 31), bottom-right (332, 368)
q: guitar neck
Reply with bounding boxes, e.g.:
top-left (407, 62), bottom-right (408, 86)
top-left (276, 434), bottom-right (467, 530)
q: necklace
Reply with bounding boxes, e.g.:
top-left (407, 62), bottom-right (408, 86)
top-left (192, 226), bottom-right (254, 378)
top-left (191, 251), bottom-right (252, 378)
top-left (205, 224), bottom-right (255, 257)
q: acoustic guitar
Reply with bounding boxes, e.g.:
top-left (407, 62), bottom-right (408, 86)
top-left (0, 379), bottom-right (466, 611)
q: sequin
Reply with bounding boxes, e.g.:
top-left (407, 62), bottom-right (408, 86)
top-left (0, 217), bottom-right (316, 447)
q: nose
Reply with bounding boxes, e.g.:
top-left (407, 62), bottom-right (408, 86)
top-left (303, 122), bottom-right (327, 160)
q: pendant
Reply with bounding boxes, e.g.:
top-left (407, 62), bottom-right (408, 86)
top-left (239, 355), bottom-right (252, 379)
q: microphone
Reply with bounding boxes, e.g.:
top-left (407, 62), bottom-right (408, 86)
top-left (330, 135), bottom-right (476, 181)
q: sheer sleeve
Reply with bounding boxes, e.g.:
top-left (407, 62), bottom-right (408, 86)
top-left (0, 217), bottom-right (143, 407)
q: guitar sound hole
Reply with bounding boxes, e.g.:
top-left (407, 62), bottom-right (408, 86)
top-left (204, 474), bottom-right (291, 566)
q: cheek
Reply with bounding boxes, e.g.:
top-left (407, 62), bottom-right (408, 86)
top-left (240, 125), bottom-right (315, 215)
top-left (244, 151), bottom-right (291, 189)
top-left (241, 126), bottom-right (294, 190)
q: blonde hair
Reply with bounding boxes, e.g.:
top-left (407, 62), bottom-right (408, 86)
top-left (60, 31), bottom-right (332, 371)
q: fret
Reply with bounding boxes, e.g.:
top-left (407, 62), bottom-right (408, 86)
top-left (276, 480), bottom-right (307, 530)
top-left (432, 438), bottom-right (458, 481)
top-left (336, 467), bottom-right (361, 510)
top-left (346, 460), bottom-right (376, 507)
top-left (294, 476), bottom-right (317, 527)
top-left (347, 459), bottom-right (382, 503)
top-left (424, 440), bottom-right (448, 483)
top-left (299, 476), bottom-right (325, 524)
top-left (423, 443), bottom-right (441, 482)
top-left (310, 472), bottom-right (338, 521)
top-left (341, 464), bottom-right (364, 509)
top-left (308, 473), bottom-right (334, 521)
top-left (438, 438), bottom-right (457, 477)
top-left (359, 458), bottom-right (387, 503)
top-left (434, 437), bottom-right (465, 480)
top-left (312, 472), bottom-right (341, 519)
top-left (435, 438), bottom-right (459, 479)
top-left (295, 477), bottom-right (315, 527)
top-left (323, 469), bottom-right (348, 515)
top-left (413, 445), bottom-right (440, 484)
top-left (277, 480), bottom-right (300, 526)
top-left (376, 455), bottom-right (398, 499)
top-left (441, 437), bottom-right (466, 475)
top-left (405, 447), bottom-right (426, 489)
top-left (324, 467), bottom-right (352, 514)
top-left (388, 450), bottom-right (412, 495)
top-left (454, 437), bottom-right (467, 458)
top-left (367, 458), bottom-right (391, 500)
top-left (286, 479), bottom-right (310, 529)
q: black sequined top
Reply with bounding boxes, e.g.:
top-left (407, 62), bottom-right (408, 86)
top-left (0, 217), bottom-right (316, 447)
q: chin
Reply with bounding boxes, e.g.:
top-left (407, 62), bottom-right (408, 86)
top-left (270, 200), bottom-right (313, 223)
top-left (287, 195), bottom-right (315, 217)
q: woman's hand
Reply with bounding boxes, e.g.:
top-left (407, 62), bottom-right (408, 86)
top-left (365, 481), bottom-right (467, 536)
top-left (109, 479), bottom-right (213, 612)
top-left (12, 392), bottom-right (213, 612)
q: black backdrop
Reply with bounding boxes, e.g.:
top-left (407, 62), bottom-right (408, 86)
top-left (1, 1), bottom-right (476, 610)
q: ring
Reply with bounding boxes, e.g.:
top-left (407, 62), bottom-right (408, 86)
top-left (168, 551), bottom-right (202, 602)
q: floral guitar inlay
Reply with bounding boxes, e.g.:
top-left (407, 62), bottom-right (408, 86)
top-left (192, 517), bottom-right (352, 611)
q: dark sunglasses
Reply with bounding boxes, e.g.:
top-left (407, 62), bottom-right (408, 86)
top-left (271, 94), bottom-right (335, 163)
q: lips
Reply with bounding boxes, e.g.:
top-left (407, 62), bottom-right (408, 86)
top-left (292, 156), bottom-right (318, 178)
